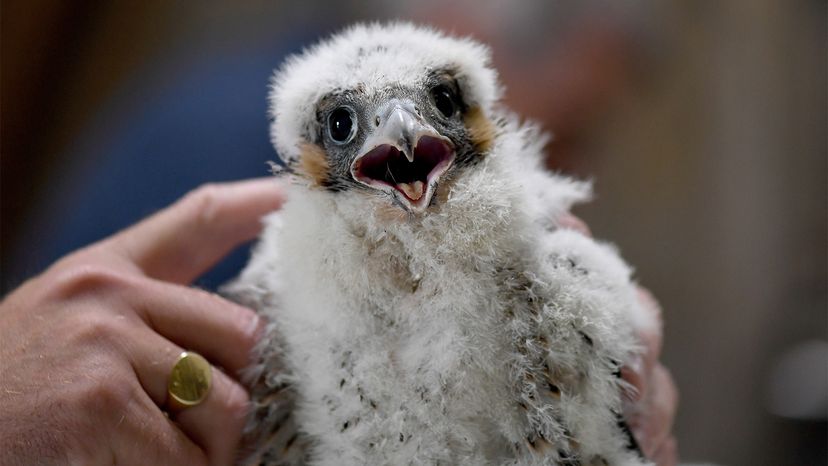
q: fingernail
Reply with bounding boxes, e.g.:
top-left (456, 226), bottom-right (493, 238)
top-left (629, 354), bottom-right (644, 375)
top-left (621, 356), bottom-right (646, 402)
top-left (632, 427), bottom-right (649, 455)
top-left (622, 384), bottom-right (642, 404)
top-left (245, 313), bottom-right (263, 339)
top-left (631, 426), bottom-right (643, 441)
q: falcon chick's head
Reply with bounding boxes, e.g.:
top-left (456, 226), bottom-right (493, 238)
top-left (270, 23), bottom-right (501, 213)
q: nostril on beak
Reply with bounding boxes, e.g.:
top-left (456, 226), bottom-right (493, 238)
top-left (374, 116), bottom-right (381, 127)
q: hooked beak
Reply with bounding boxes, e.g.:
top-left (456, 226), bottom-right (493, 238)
top-left (350, 100), bottom-right (455, 213)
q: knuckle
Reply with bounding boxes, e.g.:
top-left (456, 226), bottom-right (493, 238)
top-left (68, 312), bottom-right (135, 360)
top-left (654, 364), bottom-right (671, 386)
top-left (636, 287), bottom-right (663, 318)
top-left (199, 288), bottom-right (261, 354)
top-left (652, 365), bottom-right (679, 418)
top-left (660, 366), bottom-right (680, 406)
top-left (94, 379), bottom-right (135, 413)
top-left (75, 368), bottom-right (136, 417)
top-left (232, 305), bottom-right (261, 351)
top-left (220, 376), bottom-right (251, 420)
top-left (640, 331), bottom-right (661, 359)
top-left (73, 314), bottom-right (124, 347)
top-left (50, 264), bottom-right (132, 300)
top-left (184, 183), bottom-right (226, 228)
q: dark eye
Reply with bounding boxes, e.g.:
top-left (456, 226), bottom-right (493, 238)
top-left (328, 106), bottom-right (357, 144)
top-left (431, 85), bottom-right (457, 118)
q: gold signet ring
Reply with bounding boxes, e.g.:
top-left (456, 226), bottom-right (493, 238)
top-left (167, 351), bottom-right (212, 410)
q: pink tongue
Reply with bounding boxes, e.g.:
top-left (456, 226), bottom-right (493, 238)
top-left (397, 180), bottom-right (425, 201)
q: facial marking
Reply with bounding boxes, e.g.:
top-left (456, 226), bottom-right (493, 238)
top-left (297, 142), bottom-right (332, 187)
top-left (464, 106), bottom-right (496, 154)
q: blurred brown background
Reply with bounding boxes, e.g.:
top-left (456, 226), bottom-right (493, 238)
top-left (2, 1), bottom-right (825, 465)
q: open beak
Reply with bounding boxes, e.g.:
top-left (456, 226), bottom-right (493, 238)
top-left (350, 100), bottom-right (455, 213)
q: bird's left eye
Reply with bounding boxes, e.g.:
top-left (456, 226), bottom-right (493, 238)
top-left (431, 85), bottom-right (457, 118)
top-left (328, 106), bottom-right (357, 144)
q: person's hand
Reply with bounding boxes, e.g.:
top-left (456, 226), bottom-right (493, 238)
top-left (621, 287), bottom-right (679, 466)
top-left (559, 214), bottom-right (679, 466)
top-left (0, 179), bottom-right (284, 466)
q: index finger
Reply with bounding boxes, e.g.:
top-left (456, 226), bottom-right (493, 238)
top-left (108, 178), bottom-right (285, 284)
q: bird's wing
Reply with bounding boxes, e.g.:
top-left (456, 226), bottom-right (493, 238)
top-left (508, 227), bottom-right (651, 465)
top-left (235, 321), bottom-right (309, 466)
top-left (222, 212), bottom-right (311, 465)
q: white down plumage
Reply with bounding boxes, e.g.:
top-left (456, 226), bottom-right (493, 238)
top-left (229, 22), bottom-right (654, 466)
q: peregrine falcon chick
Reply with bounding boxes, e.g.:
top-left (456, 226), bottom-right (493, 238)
top-left (229, 22), bottom-right (655, 466)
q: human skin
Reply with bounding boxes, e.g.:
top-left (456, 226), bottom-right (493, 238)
top-left (0, 179), bottom-right (677, 465)
top-left (0, 179), bottom-right (284, 465)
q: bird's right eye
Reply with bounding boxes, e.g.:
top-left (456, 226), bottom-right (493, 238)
top-left (328, 107), bottom-right (357, 144)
